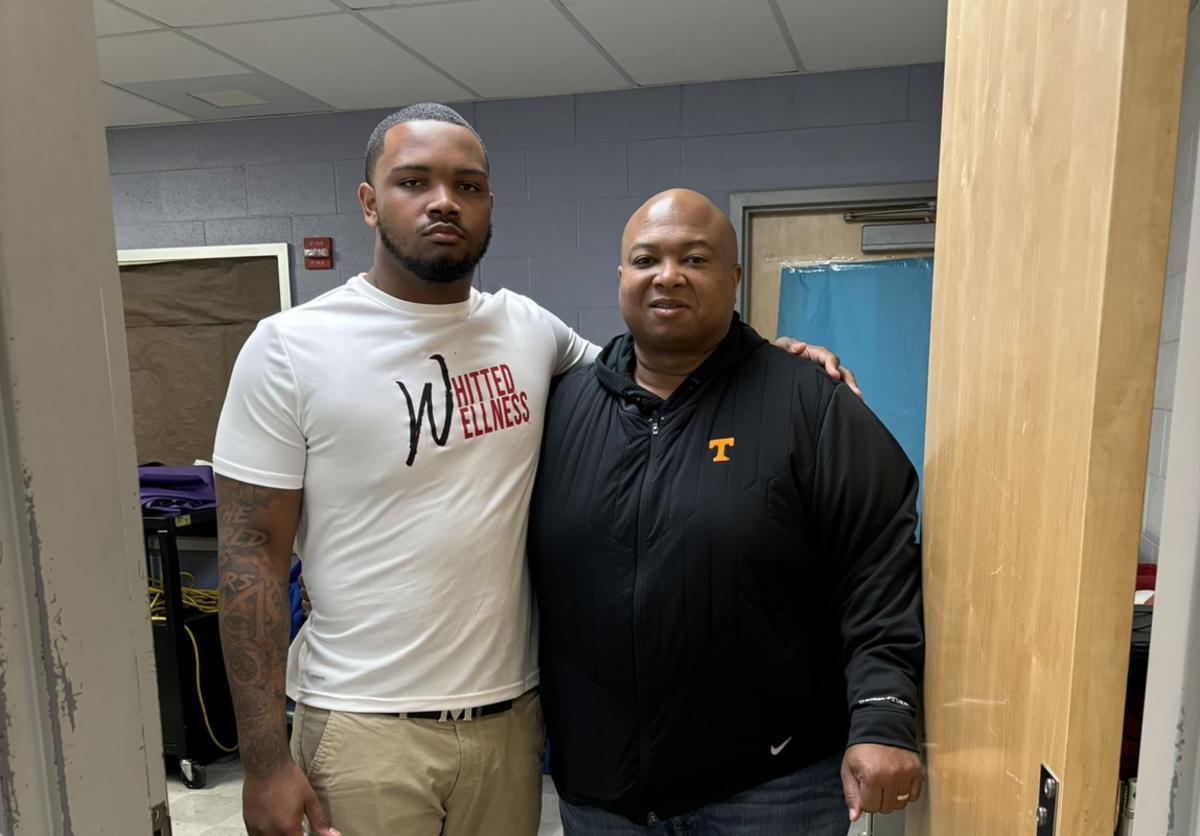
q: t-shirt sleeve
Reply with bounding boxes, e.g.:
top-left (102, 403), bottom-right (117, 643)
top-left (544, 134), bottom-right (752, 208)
top-left (539, 306), bottom-right (601, 374)
top-left (212, 319), bottom-right (306, 490)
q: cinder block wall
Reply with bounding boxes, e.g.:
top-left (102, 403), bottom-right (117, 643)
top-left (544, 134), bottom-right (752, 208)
top-left (107, 65), bottom-right (944, 342)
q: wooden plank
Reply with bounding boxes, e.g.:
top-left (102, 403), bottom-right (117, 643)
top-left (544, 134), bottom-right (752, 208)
top-left (910, 1), bottom-right (1186, 834)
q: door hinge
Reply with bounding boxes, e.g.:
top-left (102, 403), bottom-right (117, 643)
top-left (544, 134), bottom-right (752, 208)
top-left (1036, 765), bottom-right (1059, 835)
top-left (151, 800), bottom-right (172, 836)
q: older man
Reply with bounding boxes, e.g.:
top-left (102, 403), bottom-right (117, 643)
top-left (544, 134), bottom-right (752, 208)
top-left (528, 189), bottom-right (924, 834)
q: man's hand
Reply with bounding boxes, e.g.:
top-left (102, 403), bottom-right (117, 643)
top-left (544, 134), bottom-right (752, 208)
top-left (840, 743), bottom-right (922, 821)
top-left (243, 760), bottom-right (339, 836)
top-left (773, 338), bottom-right (863, 397)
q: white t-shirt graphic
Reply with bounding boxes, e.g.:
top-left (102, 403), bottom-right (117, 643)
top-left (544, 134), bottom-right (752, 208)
top-left (213, 275), bottom-right (597, 712)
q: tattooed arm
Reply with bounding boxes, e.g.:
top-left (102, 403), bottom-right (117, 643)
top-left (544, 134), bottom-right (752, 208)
top-left (216, 476), bottom-right (337, 836)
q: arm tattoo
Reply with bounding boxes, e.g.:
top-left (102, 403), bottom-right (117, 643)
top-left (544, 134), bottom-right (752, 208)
top-left (217, 479), bottom-right (295, 779)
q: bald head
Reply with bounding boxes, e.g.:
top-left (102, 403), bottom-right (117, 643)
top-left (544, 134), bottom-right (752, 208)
top-left (617, 188), bottom-right (743, 358)
top-left (621, 189), bottom-right (738, 267)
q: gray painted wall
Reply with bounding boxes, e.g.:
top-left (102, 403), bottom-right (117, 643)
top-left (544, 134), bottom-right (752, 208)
top-left (107, 64), bottom-right (943, 343)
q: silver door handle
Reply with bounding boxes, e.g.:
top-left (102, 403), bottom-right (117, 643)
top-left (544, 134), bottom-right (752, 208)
top-left (863, 812), bottom-right (875, 836)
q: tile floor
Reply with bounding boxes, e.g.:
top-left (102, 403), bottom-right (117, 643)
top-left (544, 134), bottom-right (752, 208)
top-left (165, 756), bottom-right (564, 835)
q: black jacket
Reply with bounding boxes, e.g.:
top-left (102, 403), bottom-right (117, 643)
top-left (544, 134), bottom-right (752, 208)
top-left (528, 317), bottom-right (924, 824)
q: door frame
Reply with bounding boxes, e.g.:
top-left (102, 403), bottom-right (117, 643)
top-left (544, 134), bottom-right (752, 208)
top-left (729, 181), bottom-right (938, 315)
top-left (117, 243), bottom-right (293, 311)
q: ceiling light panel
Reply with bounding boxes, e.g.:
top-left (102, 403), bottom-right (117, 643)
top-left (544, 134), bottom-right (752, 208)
top-left (115, 0), bottom-right (340, 27)
top-left (189, 15), bottom-right (472, 110)
top-left (776, 0), bottom-right (947, 72)
top-left (364, 0), bottom-right (627, 99)
top-left (560, 0), bottom-right (796, 85)
top-left (97, 31), bottom-right (248, 84)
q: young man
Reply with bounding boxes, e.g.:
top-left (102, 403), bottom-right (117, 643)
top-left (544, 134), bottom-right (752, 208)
top-left (213, 107), bottom-right (851, 836)
top-left (528, 190), bottom-right (924, 834)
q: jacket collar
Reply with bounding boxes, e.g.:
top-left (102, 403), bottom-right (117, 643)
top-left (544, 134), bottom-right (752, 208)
top-left (594, 313), bottom-right (767, 410)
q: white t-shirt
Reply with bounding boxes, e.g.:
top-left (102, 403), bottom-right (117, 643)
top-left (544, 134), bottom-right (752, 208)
top-left (213, 275), bottom-right (598, 712)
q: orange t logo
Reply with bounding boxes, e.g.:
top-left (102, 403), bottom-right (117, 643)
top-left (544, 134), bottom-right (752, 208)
top-left (708, 437), bottom-right (734, 462)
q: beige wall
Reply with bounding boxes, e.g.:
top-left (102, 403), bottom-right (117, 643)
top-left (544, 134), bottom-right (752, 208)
top-left (0, 0), bottom-right (166, 832)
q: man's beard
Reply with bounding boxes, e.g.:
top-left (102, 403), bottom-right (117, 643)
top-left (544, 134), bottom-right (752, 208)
top-left (378, 220), bottom-right (492, 285)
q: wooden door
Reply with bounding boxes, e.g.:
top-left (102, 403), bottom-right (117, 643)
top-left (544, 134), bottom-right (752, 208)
top-left (909, 1), bottom-right (1187, 835)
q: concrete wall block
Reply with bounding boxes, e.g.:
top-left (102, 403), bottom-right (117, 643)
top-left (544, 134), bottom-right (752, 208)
top-left (489, 200), bottom-right (578, 257)
top-left (530, 254), bottom-right (620, 309)
top-left (1144, 474), bottom-right (1168, 539)
top-left (110, 171), bottom-right (164, 225)
top-left (1148, 408), bottom-right (1169, 477)
top-left (1153, 339), bottom-right (1180, 409)
top-left (792, 67), bottom-right (908, 128)
top-left (194, 118), bottom-right (292, 168)
top-left (1161, 269), bottom-right (1186, 344)
top-left (159, 166), bottom-right (247, 221)
top-left (907, 64), bottom-right (945, 121)
top-left (479, 256), bottom-right (531, 294)
top-left (579, 306), bottom-right (627, 344)
top-left (489, 147), bottom-right (528, 201)
top-left (475, 96), bottom-right (574, 148)
top-left (115, 221), bottom-right (205, 250)
top-left (577, 86), bottom-right (682, 142)
top-left (247, 161), bottom-right (336, 217)
top-left (681, 120), bottom-right (941, 192)
top-left (294, 271), bottom-right (345, 305)
top-left (528, 141), bottom-right (628, 202)
top-left (1138, 532), bottom-right (1159, 564)
top-left (628, 138), bottom-right (682, 198)
top-left (578, 197), bottom-right (643, 255)
top-left (335, 159), bottom-right (366, 215)
top-left (107, 124), bottom-right (199, 173)
top-left (204, 216), bottom-right (293, 246)
top-left (279, 108), bottom-right (394, 164)
top-left (682, 77), bottom-right (793, 136)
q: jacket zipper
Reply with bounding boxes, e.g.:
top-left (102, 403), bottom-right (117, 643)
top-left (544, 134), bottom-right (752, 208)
top-left (633, 414), bottom-right (661, 824)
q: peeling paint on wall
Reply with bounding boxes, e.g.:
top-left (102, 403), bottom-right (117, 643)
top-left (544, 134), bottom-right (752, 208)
top-left (0, 541), bottom-right (19, 831)
top-left (22, 469), bottom-right (73, 835)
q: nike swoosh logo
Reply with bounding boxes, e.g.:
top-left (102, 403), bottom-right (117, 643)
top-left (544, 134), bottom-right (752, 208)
top-left (770, 737), bottom-right (793, 756)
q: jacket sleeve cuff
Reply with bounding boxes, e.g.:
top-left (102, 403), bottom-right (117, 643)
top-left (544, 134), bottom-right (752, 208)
top-left (846, 704), bottom-right (919, 753)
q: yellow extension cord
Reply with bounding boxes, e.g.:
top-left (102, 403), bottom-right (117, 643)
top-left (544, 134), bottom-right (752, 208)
top-left (148, 574), bottom-right (239, 754)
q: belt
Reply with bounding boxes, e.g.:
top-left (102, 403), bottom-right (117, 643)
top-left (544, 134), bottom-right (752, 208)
top-left (399, 698), bottom-right (514, 722)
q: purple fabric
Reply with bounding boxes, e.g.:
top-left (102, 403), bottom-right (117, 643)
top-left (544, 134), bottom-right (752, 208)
top-left (138, 465), bottom-right (216, 515)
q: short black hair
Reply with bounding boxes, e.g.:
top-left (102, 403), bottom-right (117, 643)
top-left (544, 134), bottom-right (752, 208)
top-left (364, 103), bottom-right (489, 184)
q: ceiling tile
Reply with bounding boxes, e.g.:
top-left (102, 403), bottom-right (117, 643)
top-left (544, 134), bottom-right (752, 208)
top-left (97, 31), bottom-right (248, 84)
top-left (93, 0), bottom-right (161, 36)
top-left (115, 0), bottom-right (339, 27)
top-left (102, 84), bottom-right (194, 126)
top-left (120, 72), bottom-right (333, 120)
top-left (777, 0), bottom-right (947, 72)
top-left (364, 0), bottom-right (627, 99)
top-left (561, 0), bottom-right (796, 85)
top-left (189, 15), bottom-right (471, 110)
top-left (346, 0), bottom-right (476, 7)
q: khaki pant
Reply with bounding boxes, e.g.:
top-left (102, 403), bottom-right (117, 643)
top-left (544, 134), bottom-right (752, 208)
top-left (291, 691), bottom-right (545, 836)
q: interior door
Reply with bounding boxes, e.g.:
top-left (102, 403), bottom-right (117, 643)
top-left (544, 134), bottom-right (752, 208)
top-left (746, 209), bottom-right (929, 341)
top-left (908, 1), bottom-right (1188, 834)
